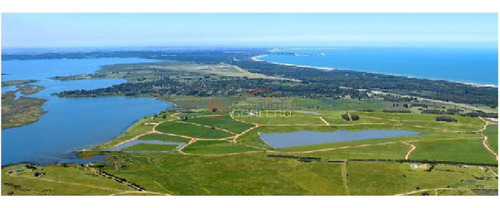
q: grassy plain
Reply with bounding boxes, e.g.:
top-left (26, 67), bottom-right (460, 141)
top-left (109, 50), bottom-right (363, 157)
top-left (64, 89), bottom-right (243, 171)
top-left (156, 121), bottom-right (233, 139)
top-left (3, 153), bottom-right (496, 195)
top-left (484, 124), bottom-right (498, 153)
top-left (2, 164), bottom-right (135, 195)
top-left (3, 103), bottom-right (498, 195)
top-left (122, 143), bottom-right (179, 151)
top-left (137, 133), bottom-right (190, 143)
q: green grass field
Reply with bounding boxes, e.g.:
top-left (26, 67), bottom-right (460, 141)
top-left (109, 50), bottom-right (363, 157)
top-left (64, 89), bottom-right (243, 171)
top-left (2, 164), bottom-right (135, 195)
top-left (122, 143), bottom-right (179, 151)
top-left (184, 115), bottom-right (254, 133)
top-left (291, 142), bottom-right (410, 159)
top-left (411, 138), bottom-right (497, 164)
top-left (3, 153), bottom-right (496, 195)
top-left (182, 140), bottom-right (260, 154)
top-left (137, 133), bottom-right (190, 143)
top-left (4, 107), bottom-right (497, 196)
top-left (347, 161), bottom-right (497, 195)
top-left (291, 98), bottom-right (384, 111)
top-left (484, 124), bottom-right (498, 153)
top-left (156, 121), bottom-right (233, 138)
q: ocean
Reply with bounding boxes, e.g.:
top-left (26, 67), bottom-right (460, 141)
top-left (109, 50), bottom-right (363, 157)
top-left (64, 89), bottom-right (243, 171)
top-left (260, 47), bottom-right (498, 86)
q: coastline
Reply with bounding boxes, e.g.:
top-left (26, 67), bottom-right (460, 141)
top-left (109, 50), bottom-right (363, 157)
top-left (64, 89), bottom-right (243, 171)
top-left (80, 96), bottom-right (175, 152)
top-left (251, 54), bottom-right (498, 89)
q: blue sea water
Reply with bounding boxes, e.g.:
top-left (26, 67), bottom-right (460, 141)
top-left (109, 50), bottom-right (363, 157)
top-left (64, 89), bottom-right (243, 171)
top-left (261, 47), bottom-right (498, 85)
top-left (1, 58), bottom-right (172, 165)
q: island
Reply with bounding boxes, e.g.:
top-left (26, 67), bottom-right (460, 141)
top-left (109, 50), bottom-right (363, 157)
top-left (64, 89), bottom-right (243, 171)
top-left (1, 80), bottom-right (47, 129)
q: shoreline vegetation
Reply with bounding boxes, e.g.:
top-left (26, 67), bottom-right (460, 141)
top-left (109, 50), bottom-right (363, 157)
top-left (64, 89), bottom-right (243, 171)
top-left (1, 79), bottom-right (39, 87)
top-left (11, 50), bottom-right (493, 107)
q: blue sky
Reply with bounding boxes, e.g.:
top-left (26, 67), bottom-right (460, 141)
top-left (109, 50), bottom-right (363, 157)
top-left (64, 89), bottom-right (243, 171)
top-left (2, 13), bottom-right (498, 48)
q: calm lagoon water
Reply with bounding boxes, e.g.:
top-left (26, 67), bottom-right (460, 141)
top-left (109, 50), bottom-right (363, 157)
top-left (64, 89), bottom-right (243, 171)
top-left (261, 47), bottom-right (498, 85)
top-left (259, 130), bottom-right (420, 148)
top-left (1, 58), bottom-right (172, 165)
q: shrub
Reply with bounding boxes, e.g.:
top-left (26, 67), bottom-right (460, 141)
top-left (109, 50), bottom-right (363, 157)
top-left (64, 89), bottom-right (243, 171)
top-left (436, 116), bottom-right (457, 122)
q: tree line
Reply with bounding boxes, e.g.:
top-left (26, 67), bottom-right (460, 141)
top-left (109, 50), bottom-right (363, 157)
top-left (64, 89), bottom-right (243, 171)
top-left (6, 49), bottom-right (497, 107)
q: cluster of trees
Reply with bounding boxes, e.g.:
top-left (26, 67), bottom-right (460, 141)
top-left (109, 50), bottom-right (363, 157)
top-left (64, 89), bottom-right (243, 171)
top-left (460, 111), bottom-right (498, 118)
top-left (347, 158), bottom-right (497, 167)
top-left (383, 96), bottom-right (417, 103)
top-left (267, 155), bottom-right (322, 162)
top-left (422, 109), bottom-right (447, 114)
top-left (341, 112), bottom-right (359, 121)
top-left (435, 116), bottom-right (458, 122)
top-left (33, 172), bottom-right (46, 177)
top-left (422, 108), bottom-right (463, 115)
top-left (382, 109), bottom-right (411, 113)
top-left (25, 164), bottom-right (37, 170)
top-left (169, 51), bottom-right (497, 107)
top-left (8, 49), bottom-right (497, 107)
top-left (228, 55), bottom-right (498, 107)
top-left (56, 75), bottom-right (370, 99)
top-left (268, 156), bottom-right (496, 166)
top-left (412, 103), bottom-right (429, 108)
top-left (94, 169), bottom-right (146, 191)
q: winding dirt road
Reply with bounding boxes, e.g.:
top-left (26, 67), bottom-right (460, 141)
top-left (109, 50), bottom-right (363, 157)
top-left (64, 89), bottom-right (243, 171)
top-left (402, 141), bottom-right (416, 160)
top-left (478, 117), bottom-right (498, 161)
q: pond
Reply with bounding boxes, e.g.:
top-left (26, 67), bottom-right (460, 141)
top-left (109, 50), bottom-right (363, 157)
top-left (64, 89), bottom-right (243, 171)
top-left (259, 130), bottom-right (420, 148)
top-left (107, 140), bottom-right (185, 153)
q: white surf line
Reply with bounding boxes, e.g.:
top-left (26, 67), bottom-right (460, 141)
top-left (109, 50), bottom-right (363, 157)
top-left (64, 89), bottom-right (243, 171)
top-left (319, 117), bottom-right (330, 126)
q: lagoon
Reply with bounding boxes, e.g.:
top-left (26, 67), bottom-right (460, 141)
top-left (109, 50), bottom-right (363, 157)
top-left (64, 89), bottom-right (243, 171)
top-left (1, 58), bottom-right (172, 165)
top-left (259, 130), bottom-right (420, 148)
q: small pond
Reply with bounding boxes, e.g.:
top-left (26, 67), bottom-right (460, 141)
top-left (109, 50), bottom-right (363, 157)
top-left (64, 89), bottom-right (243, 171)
top-left (107, 140), bottom-right (185, 153)
top-left (259, 130), bottom-right (420, 148)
